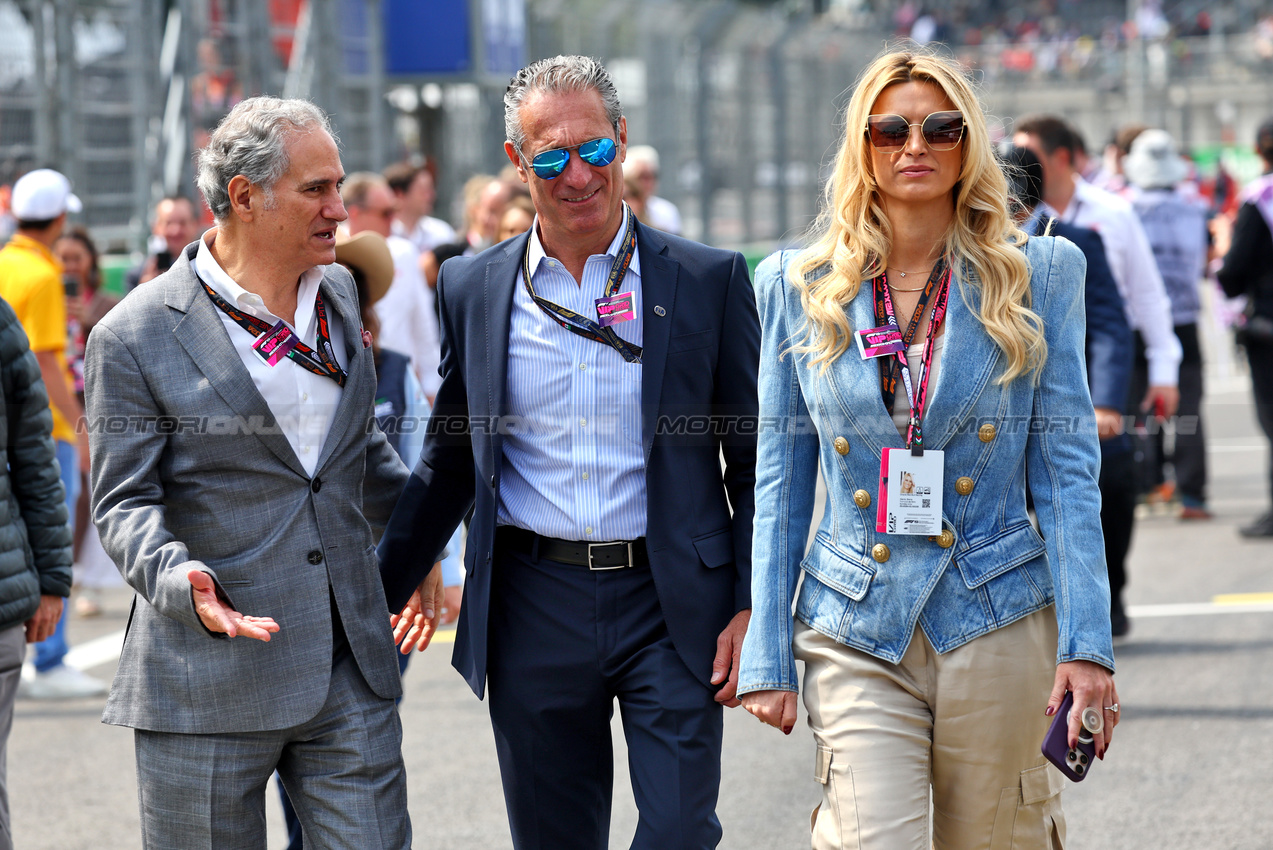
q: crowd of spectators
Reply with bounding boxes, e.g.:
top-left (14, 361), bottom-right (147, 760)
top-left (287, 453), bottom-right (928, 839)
top-left (886, 0), bottom-right (1273, 84)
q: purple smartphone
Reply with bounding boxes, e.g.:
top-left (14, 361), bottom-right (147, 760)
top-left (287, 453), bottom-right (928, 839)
top-left (1041, 691), bottom-right (1098, 782)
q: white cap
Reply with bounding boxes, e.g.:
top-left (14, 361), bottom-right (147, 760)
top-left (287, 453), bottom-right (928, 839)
top-left (11, 169), bottom-right (82, 221)
top-left (1122, 129), bottom-right (1189, 190)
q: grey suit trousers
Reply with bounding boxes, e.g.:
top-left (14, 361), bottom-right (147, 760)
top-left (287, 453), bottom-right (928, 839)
top-left (134, 652), bottom-right (410, 850)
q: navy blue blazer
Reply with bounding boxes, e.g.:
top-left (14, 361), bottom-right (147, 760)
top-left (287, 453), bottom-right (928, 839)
top-left (1034, 219), bottom-right (1134, 454)
top-left (379, 221), bottom-right (760, 698)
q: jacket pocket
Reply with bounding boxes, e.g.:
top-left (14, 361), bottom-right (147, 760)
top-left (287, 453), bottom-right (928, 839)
top-left (955, 522), bottom-right (1047, 589)
top-left (800, 532), bottom-right (875, 601)
top-left (668, 329), bottom-right (714, 353)
top-left (692, 528), bottom-right (734, 568)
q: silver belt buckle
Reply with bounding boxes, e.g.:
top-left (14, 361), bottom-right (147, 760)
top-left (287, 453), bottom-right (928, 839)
top-left (588, 541), bottom-right (632, 571)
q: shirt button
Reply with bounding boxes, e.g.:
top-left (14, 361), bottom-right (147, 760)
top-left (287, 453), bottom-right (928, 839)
top-left (301, 392), bottom-right (309, 401)
top-left (579, 418), bottom-right (587, 427)
top-left (585, 526), bottom-right (593, 535)
top-left (579, 363), bottom-right (587, 371)
top-left (301, 447), bottom-right (311, 454)
top-left (582, 472), bottom-right (589, 480)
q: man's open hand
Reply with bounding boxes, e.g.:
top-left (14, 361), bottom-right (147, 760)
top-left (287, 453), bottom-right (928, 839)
top-left (188, 569), bottom-right (279, 640)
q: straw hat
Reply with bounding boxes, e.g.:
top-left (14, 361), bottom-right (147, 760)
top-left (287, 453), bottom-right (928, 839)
top-left (1122, 129), bottom-right (1189, 190)
top-left (334, 231), bottom-right (394, 307)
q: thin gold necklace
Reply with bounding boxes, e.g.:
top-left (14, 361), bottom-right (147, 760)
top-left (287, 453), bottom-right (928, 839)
top-left (886, 280), bottom-right (927, 292)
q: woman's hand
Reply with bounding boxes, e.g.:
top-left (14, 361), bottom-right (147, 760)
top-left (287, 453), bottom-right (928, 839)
top-left (1047, 660), bottom-right (1120, 759)
top-left (741, 689), bottom-right (799, 735)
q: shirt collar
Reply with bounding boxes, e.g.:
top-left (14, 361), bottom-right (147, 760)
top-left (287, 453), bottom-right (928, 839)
top-left (194, 228), bottom-right (325, 328)
top-left (526, 204), bottom-right (641, 278)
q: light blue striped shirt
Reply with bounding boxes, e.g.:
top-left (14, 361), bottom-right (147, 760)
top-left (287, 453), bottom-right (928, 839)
top-left (497, 208), bottom-right (646, 542)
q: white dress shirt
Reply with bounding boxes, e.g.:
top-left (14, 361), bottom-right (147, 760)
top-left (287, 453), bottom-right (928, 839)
top-left (498, 207), bottom-right (646, 542)
top-left (194, 231), bottom-right (347, 477)
top-left (1044, 177), bottom-right (1182, 386)
top-left (375, 234), bottom-right (442, 397)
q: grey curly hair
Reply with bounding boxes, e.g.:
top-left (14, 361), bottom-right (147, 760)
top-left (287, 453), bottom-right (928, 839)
top-left (196, 96), bottom-right (337, 221)
top-left (503, 55), bottom-right (623, 155)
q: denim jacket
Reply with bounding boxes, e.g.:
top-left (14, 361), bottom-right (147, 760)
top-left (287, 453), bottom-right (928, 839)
top-left (738, 236), bottom-right (1114, 696)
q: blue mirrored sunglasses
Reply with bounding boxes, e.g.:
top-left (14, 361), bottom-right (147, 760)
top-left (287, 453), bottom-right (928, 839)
top-left (525, 137), bottom-right (618, 180)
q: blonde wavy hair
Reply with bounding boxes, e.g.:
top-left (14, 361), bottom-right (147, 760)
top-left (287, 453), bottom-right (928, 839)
top-left (789, 49), bottom-right (1045, 383)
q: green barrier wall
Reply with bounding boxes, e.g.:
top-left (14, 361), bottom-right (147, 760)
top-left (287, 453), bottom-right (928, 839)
top-left (99, 255), bottom-right (132, 298)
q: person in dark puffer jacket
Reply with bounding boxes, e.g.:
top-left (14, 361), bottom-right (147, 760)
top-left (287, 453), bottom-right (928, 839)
top-left (0, 294), bottom-right (73, 848)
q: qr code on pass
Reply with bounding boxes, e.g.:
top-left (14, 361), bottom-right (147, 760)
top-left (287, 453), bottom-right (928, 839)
top-left (922, 498), bottom-right (931, 508)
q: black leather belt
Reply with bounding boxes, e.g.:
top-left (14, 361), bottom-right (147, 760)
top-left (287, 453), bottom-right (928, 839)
top-left (495, 526), bottom-right (648, 570)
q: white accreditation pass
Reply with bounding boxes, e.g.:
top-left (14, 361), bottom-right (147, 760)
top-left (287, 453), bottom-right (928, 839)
top-left (878, 447), bottom-right (944, 536)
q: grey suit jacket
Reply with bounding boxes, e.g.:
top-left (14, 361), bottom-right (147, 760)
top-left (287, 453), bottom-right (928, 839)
top-left (86, 243), bottom-right (409, 734)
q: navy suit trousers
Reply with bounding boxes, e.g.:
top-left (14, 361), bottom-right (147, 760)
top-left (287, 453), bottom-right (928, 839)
top-left (487, 545), bottom-right (724, 850)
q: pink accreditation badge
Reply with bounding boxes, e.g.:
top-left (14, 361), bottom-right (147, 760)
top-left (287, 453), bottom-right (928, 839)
top-left (855, 324), bottom-right (905, 359)
top-left (596, 291), bottom-right (636, 327)
top-left (252, 320), bottom-right (299, 366)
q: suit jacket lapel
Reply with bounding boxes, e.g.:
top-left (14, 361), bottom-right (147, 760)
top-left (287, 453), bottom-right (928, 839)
top-left (167, 260), bottom-right (307, 477)
top-left (634, 223), bottom-right (676, 462)
top-left (314, 272), bottom-right (366, 473)
top-left (483, 236), bottom-right (524, 476)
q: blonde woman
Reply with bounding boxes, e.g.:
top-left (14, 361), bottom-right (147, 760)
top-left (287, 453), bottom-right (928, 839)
top-left (738, 50), bottom-right (1118, 848)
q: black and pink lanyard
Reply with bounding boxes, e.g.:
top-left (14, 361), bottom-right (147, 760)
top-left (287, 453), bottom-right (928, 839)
top-left (198, 278), bottom-right (347, 387)
top-left (520, 206), bottom-right (642, 364)
top-left (873, 261), bottom-right (951, 456)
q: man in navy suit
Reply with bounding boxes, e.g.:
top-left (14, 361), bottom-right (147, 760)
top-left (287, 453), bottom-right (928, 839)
top-left (1003, 146), bottom-right (1132, 430)
top-left (1004, 145), bottom-right (1135, 630)
top-left (379, 55), bottom-right (759, 849)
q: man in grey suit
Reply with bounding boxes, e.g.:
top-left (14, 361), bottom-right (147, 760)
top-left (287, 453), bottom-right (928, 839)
top-left (85, 97), bottom-right (412, 849)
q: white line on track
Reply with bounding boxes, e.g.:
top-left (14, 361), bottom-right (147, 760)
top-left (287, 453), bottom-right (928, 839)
top-left (65, 630), bottom-right (126, 671)
top-left (1127, 601), bottom-right (1273, 618)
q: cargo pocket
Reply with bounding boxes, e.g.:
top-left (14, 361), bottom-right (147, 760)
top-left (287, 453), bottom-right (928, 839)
top-left (990, 763), bottom-right (1066, 850)
top-left (811, 743), bottom-right (854, 850)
